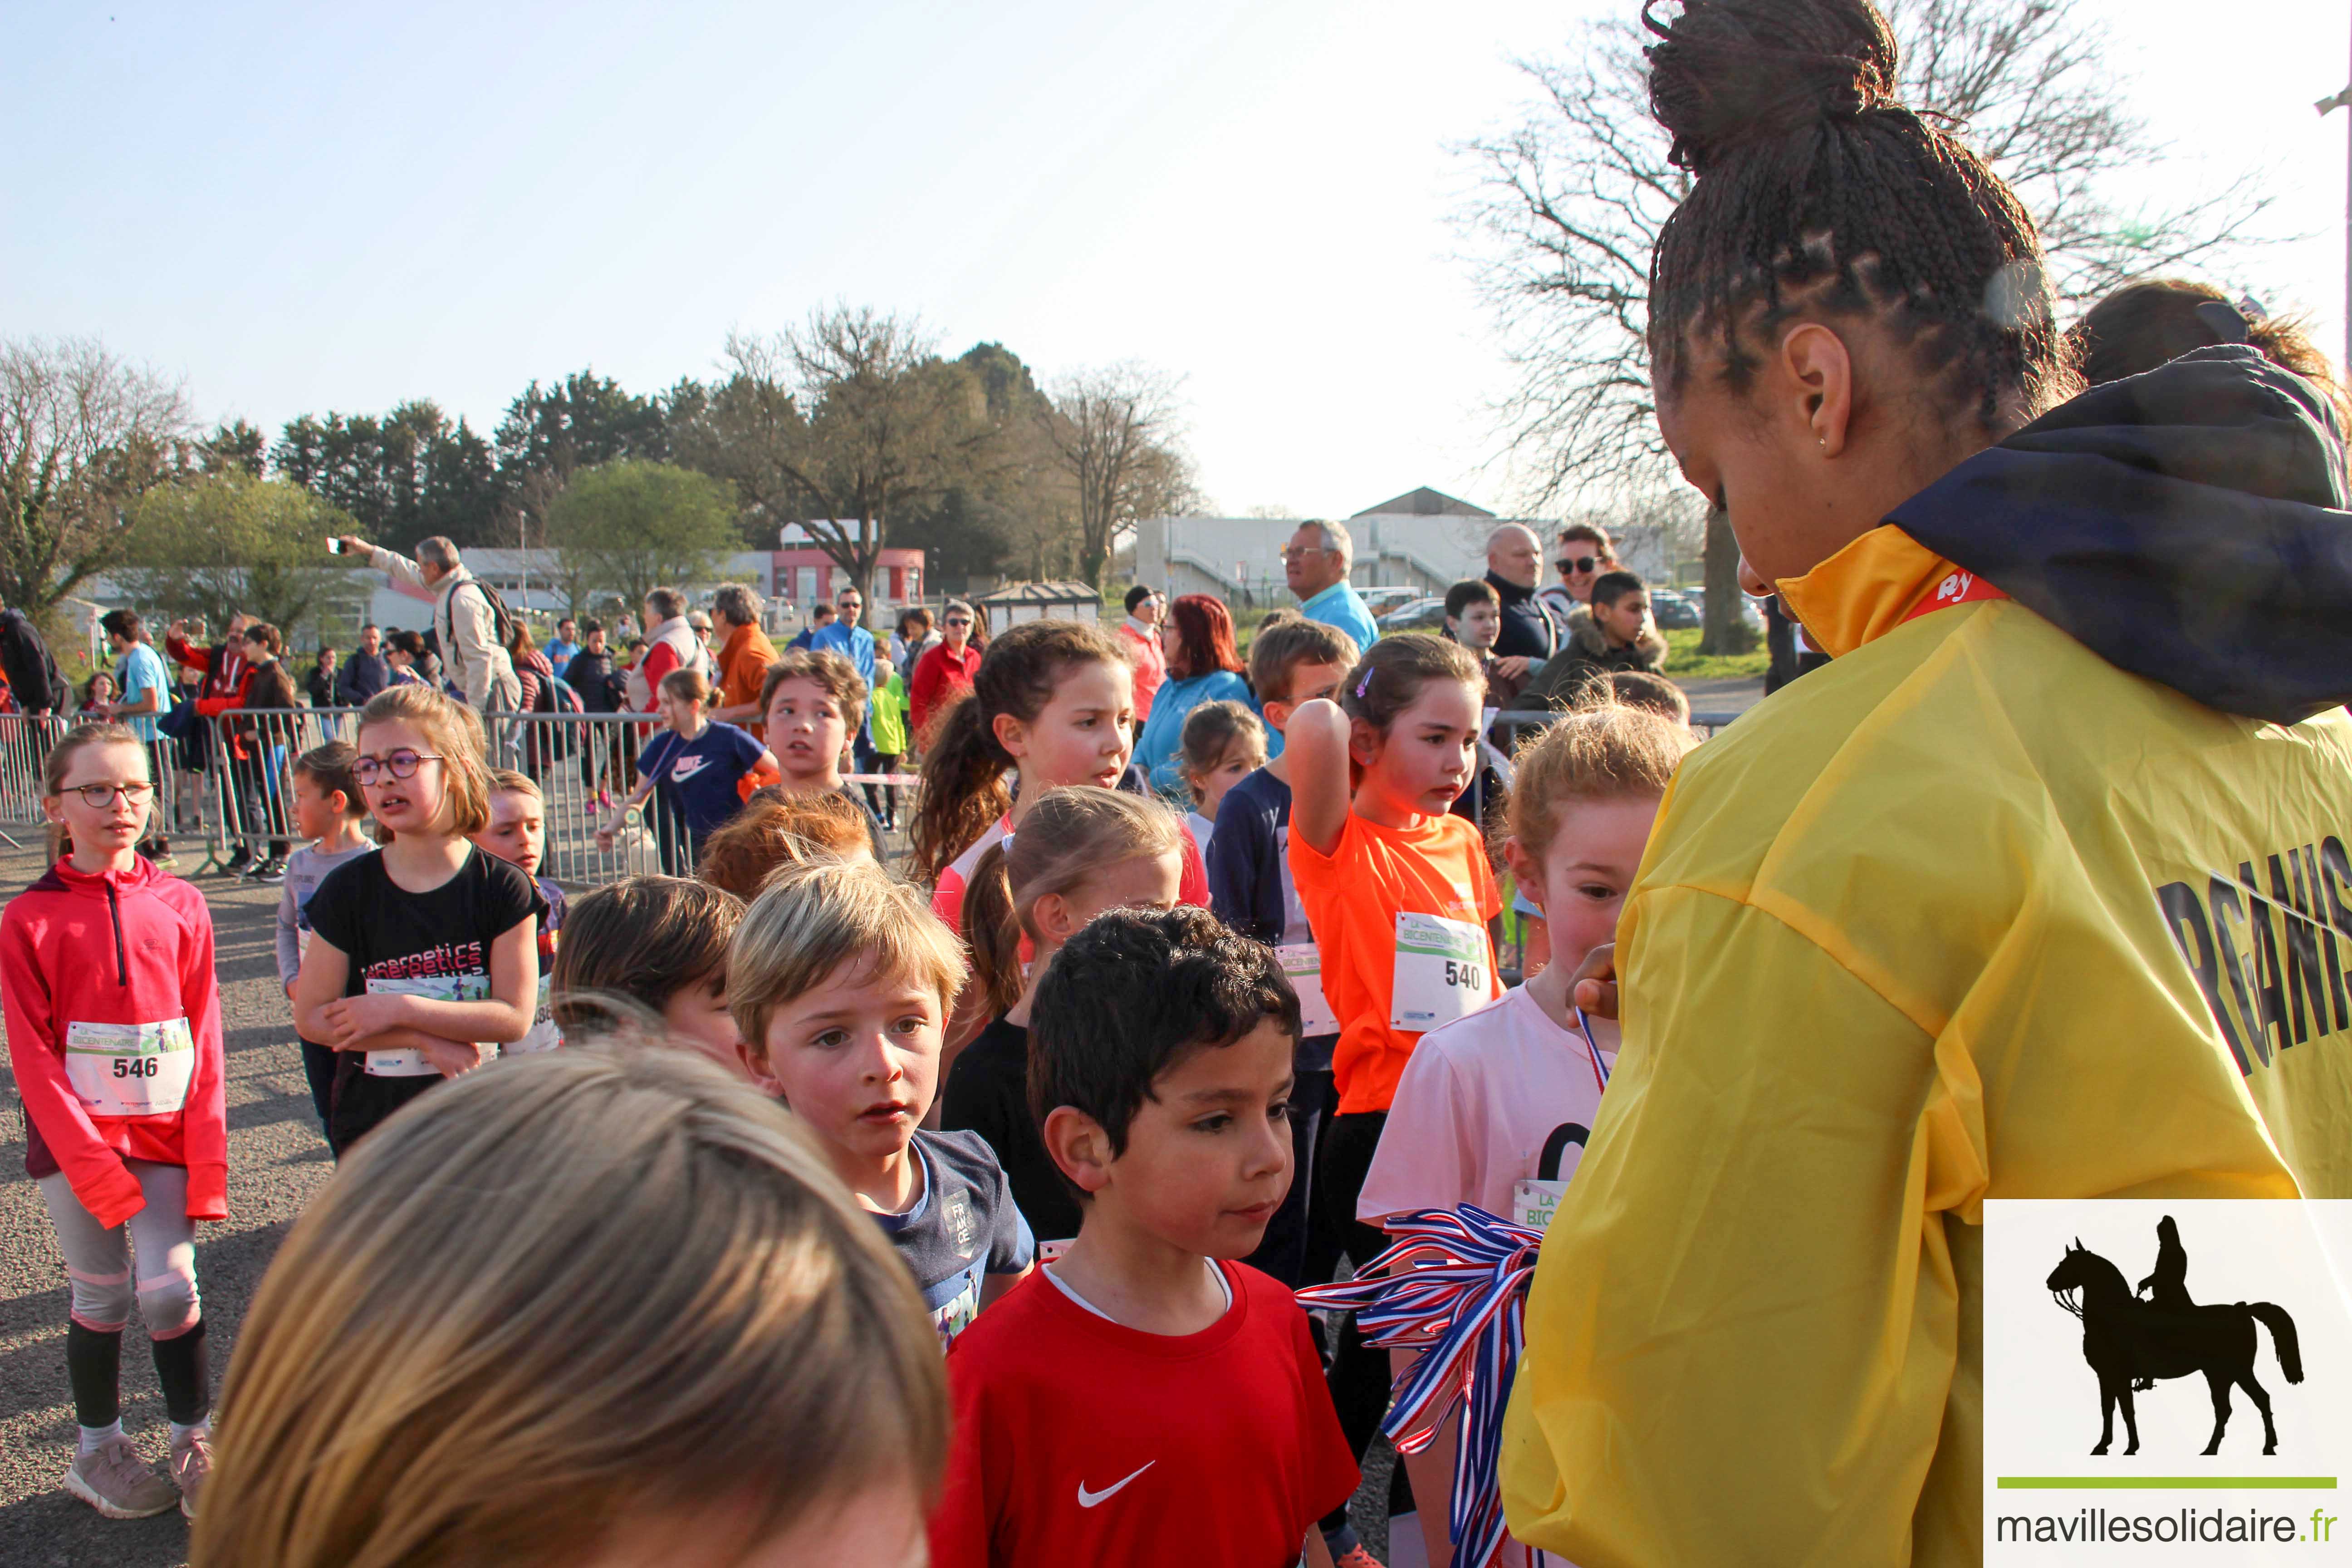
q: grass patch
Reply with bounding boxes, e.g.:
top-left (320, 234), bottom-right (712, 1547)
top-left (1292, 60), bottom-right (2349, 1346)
top-left (1663, 627), bottom-right (1769, 681)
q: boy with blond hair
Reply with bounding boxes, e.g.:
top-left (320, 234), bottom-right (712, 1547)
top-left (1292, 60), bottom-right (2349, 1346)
top-left (731, 859), bottom-right (1031, 1342)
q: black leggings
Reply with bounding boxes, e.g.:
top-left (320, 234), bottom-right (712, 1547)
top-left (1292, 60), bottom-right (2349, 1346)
top-left (1316, 1108), bottom-right (1412, 1527)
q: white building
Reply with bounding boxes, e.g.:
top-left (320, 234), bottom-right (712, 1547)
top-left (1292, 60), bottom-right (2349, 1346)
top-left (1133, 488), bottom-right (1567, 612)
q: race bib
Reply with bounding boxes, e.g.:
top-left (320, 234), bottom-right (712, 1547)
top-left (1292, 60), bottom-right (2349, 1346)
top-left (363, 974), bottom-right (493, 1077)
top-left (1390, 911), bottom-right (1491, 1031)
top-left (1276, 943), bottom-right (1339, 1037)
top-left (508, 975), bottom-right (562, 1055)
top-left (64, 1019), bottom-right (194, 1117)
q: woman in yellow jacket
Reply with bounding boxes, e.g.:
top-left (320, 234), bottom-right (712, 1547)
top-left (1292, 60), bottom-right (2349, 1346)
top-left (1499, 0), bottom-right (2352, 1563)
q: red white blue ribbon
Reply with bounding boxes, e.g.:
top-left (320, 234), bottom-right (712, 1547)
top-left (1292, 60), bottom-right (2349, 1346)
top-left (1298, 1205), bottom-right (1544, 1568)
top-left (1574, 1006), bottom-right (1609, 1094)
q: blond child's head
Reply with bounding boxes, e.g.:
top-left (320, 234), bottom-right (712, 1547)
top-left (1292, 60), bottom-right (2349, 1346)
top-left (1503, 697), bottom-right (1696, 975)
top-left (961, 786), bottom-right (1185, 1018)
top-left (353, 684), bottom-right (491, 843)
top-left (697, 791), bottom-right (874, 900)
top-left (475, 768), bottom-right (546, 878)
top-left (189, 1049), bottom-right (945, 1568)
top-left (731, 860), bottom-right (967, 1172)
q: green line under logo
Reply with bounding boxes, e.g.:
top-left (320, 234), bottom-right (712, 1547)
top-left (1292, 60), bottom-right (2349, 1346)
top-left (1997, 1477), bottom-right (2338, 1490)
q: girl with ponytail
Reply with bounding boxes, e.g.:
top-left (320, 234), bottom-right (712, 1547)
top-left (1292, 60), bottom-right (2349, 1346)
top-left (938, 787), bottom-right (1184, 1252)
top-left (1503, 0), bottom-right (2352, 1560)
top-left (915, 619), bottom-right (1210, 936)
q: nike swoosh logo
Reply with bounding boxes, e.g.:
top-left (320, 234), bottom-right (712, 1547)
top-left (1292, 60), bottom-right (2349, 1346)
top-left (1076, 1461), bottom-right (1154, 1508)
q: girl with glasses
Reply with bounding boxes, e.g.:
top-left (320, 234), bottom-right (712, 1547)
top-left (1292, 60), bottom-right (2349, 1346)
top-left (5, 723), bottom-right (225, 1520)
top-left (292, 685), bottom-right (545, 1159)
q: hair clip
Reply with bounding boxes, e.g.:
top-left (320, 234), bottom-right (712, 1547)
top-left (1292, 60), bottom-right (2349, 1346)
top-left (1355, 667), bottom-right (1375, 700)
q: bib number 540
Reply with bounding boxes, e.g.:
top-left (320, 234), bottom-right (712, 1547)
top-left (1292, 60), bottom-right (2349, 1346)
top-left (1444, 959), bottom-right (1485, 990)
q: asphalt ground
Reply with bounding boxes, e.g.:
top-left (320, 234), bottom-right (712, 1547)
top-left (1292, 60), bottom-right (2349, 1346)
top-left (0, 846), bottom-right (1411, 1567)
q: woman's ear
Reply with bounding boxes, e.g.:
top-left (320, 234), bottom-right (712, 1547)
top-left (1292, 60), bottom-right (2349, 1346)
top-left (1779, 323), bottom-right (1855, 458)
top-left (1042, 1104), bottom-right (1115, 1196)
top-left (991, 710), bottom-right (1028, 761)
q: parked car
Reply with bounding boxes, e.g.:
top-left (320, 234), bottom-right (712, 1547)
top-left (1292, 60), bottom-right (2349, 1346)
top-left (1377, 596), bottom-right (1447, 633)
top-left (1675, 588), bottom-right (1766, 633)
top-left (1358, 586), bottom-right (1423, 617)
top-left (1650, 588), bottom-right (1702, 630)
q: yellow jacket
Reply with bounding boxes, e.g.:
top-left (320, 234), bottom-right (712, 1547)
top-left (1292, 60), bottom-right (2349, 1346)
top-left (1500, 521), bottom-right (2352, 1565)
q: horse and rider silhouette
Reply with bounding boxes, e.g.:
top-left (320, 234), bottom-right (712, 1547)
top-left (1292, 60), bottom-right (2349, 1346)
top-left (2045, 1218), bottom-right (2303, 1457)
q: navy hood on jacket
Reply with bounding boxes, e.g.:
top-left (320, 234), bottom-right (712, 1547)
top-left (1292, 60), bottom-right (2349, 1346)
top-left (1887, 345), bottom-right (2352, 725)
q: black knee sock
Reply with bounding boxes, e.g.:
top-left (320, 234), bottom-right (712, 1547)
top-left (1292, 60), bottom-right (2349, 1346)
top-left (152, 1320), bottom-right (211, 1426)
top-left (65, 1323), bottom-right (122, 1429)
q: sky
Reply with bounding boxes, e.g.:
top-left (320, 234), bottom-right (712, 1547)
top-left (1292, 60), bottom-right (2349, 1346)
top-left (3, 0), bottom-right (2344, 520)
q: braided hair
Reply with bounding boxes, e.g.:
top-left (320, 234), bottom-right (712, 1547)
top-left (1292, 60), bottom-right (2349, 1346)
top-left (1643, 0), bottom-right (2071, 431)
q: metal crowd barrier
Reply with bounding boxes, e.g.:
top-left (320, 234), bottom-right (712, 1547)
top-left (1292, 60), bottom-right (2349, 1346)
top-left (0, 713), bottom-right (211, 858)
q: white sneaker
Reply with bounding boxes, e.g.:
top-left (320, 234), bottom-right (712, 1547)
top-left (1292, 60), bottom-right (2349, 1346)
top-left (63, 1435), bottom-right (179, 1519)
top-left (171, 1426), bottom-right (214, 1519)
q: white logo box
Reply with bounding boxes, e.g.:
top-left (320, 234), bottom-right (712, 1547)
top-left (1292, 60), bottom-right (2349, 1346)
top-left (1985, 1199), bottom-right (2352, 1563)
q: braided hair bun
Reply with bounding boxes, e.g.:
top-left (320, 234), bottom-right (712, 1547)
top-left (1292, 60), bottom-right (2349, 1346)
top-left (1642, 0), bottom-right (2070, 430)
top-left (1643, 0), bottom-right (1897, 173)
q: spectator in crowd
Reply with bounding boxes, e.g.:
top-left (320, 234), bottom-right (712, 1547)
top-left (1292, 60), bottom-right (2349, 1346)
top-left (624, 587), bottom-right (713, 713)
top-left (101, 610), bottom-right (175, 864)
top-left (1611, 667), bottom-right (1693, 726)
top-left (507, 622), bottom-right (555, 713)
top-left (0, 598), bottom-right (68, 718)
top-left (233, 621), bottom-right (299, 879)
top-left (1484, 522), bottom-right (1559, 679)
top-left (786, 599), bottom-right (835, 651)
top-left (893, 607), bottom-right (938, 676)
top-left (1115, 584), bottom-right (1168, 722)
top-left (688, 608), bottom-right (715, 653)
top-left (1526, 568), bottom-right (1668, 708)
top-left (909, 599), bottom-right (981, 743)
top-left (76, 670), bottom-right (115, 719)
top-left (811, 585), bottom-right (878, 774)
top-left (167, 612), bottom-right (258, 867)
top-left (565, 621), bottom-right (614, 712)
top-left (382, 630), bottom-right (429, 687)
top-left (708, 583), bottom-right (778, 726)
top-left (1134, 593), bottom-right (1255, 797)
top-left (336, 534), bottom-right (520, 718)
top-left (334, 623), bottom-right (388, 706)
top-left (1538, 522), bottom-right (1620, 628)
top-left (304, 647), bottom-right (338, 709)
top-left (544, 617), bottom-right (581, 680)
top-left (1282, 520), bottom-right (1379, 652)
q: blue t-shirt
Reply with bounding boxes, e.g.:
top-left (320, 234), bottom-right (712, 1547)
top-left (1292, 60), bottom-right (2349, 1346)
top-left (871, 1129), bottom-right (1035, 1345)
top-left (1135, 669), bottom-right (1258, 797)
top-left (543, 638), bottom-right (580, 679)
top-left (1300, 580), bottom-right (1381, 653)
top-left (634, 721), bottom-right (767, 839)
top-left (114, 641), bottom-right (168, 742)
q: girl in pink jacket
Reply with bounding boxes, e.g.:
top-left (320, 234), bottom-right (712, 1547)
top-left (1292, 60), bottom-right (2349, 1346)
top-left (3, 723), bottom-right (224, 1521)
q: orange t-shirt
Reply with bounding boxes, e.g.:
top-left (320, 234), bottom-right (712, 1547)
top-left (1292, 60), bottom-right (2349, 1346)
top-left (1289, 810), bottom-right (1501, 1115)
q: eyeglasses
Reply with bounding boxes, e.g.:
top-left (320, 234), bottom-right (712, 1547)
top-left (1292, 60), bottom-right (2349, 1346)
top-left (1558, 556), bottom-right (1608, 575)
top-left (944, 617), bottom-right (973, 627)
top-left (1279, 546), bottom-right (1327, 562)
top-left (66, 783), bottom-right (154, 808)
top-left (353, 750), bottom-right (442, 786)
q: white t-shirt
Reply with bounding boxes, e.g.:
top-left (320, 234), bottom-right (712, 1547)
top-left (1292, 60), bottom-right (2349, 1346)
top-left (1184, 809), bottom-right (1216, 867)
top-left (1357, 985), bottom-right (1617, 1224)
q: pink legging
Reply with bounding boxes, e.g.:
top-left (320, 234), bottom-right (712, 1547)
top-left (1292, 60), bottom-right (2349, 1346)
top-left (38, 1159), bottom-right (201, 1340)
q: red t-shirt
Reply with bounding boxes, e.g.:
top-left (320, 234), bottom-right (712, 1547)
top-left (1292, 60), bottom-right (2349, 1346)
top-left (930, 1260), bottom-right (1357, 1568)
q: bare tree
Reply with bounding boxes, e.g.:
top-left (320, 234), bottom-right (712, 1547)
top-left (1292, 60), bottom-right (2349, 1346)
top-left (1462, 0), bottom-right (2278, 652)
top-left (0, 336), bottom-right (190, 622)
top-left (1039, 363), bottom-right (1199, 590)
top-left (717, 307), bottom-right (994, 601)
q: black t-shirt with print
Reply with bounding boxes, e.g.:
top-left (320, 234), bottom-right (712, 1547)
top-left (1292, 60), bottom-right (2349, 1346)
top-left (306, 846), bottom-right (545, 1154)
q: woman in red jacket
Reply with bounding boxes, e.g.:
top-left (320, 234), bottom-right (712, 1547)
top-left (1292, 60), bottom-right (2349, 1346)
top-left (4, 723), bottom-right (225, 1521)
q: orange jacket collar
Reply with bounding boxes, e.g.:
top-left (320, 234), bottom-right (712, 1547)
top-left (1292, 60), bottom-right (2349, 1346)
top-left (1774, 524), bottom-right (1966, 660)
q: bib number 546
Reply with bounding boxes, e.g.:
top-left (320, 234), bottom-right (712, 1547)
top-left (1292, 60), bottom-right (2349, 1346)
top-left (112, 1057), bottom-right (162, 1079)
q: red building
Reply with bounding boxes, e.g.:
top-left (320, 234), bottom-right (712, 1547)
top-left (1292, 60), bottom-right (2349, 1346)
top-left (770, 544), bottom-right (925, 610)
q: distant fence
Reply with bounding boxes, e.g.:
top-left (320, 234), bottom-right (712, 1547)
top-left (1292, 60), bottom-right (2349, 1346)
top-left (0, 701), bottom-right (1739, 883)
